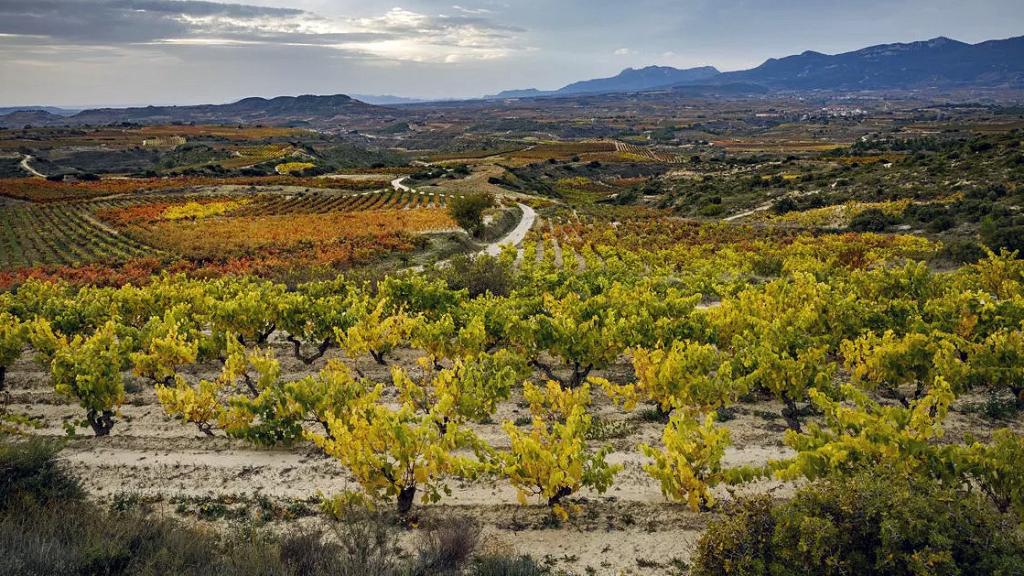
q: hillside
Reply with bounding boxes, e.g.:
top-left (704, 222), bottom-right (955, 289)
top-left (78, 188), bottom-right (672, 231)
top-left (718, 35), bottom-right (1024, 90)
top-left (0, 94), bottom-right (396, 128)
top-left (491, 35), bottom-right (1024, 99)
top-left (491, 65), bottom-right (721, 98)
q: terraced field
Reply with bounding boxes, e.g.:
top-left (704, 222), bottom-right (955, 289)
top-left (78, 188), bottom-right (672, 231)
top-left (0, 201), bottom-right (160, 268)
top-left (0, 188), bottom-right (461, 276)
top-left (234, 189), bottom-right (450, 216)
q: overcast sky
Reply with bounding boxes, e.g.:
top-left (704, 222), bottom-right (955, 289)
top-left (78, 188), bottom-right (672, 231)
top-left (1, 0), bottom-right (1022, 107)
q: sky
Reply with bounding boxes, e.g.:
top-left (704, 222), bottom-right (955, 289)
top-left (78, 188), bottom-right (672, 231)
top-left (0, 0), bottom-right (1022, 107)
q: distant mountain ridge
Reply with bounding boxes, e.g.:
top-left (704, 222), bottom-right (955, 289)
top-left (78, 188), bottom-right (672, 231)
top-left (3, 34), bottom-right (1023, 128)
top-left (490, 35), bottom-right (1024, 99)
top-left (558, 65), bottom-right (720, 95)
top-left (717, 35), bottom-right (1024, 90)
top-left (0, 106), bottom-right (78, 116)
top-left (490, 65), bottom-right (720, 98)
top-left (70, 94), bottom-right (387, 126)
top-left (352, 94), bottom-right (433, 105)
top-left (0, 94), bottom-right (392, 128)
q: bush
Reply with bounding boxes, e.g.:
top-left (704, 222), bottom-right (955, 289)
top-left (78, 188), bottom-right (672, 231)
top-left (981, 217), bottom-right (1024, 253)
top-left (699, 203), bottom-right (725, 217)
top-left (416, 516), bottom-right (481, 574)
top-left (936, 239), bottom-right (986, 264)
top-left (470, 555), bottom-right (547, 576)
top-left (926, 214), bottom-right (956, 233)
top-left (448, 192), bottom-right (496, 238)
top-left (0, 437), bottom-right (81, 510)
top-left (440, 254), bottom-right (514, 297)
top-left (690, 469), bottom-right (1024, 576)
top-left (849, 208), bottom-right (896, 232)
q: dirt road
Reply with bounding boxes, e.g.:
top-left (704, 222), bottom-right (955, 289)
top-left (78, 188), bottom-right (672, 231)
top-left (20, 154), bottom-right (45, 178)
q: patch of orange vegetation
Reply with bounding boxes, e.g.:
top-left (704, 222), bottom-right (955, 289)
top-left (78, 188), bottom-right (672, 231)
top-left (130, 208), bottom-right (454, 260)
top-left (0, 176), bottom-right (388, 203)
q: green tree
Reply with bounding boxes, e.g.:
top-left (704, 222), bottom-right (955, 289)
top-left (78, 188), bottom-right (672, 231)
top-left (448, 192), bottom-right (495, 238)
top-left (51, 321), bottom-right (129, 436)
top-left (500, 381), bottom-right (620, 519)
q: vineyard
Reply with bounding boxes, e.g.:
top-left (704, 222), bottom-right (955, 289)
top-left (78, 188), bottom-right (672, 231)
top-left (0, 201), bottom-right (161, 269)
top-left (3, 210), bottom-right (1023, 573)
top-left (0, 184), bottom-right (467, 289)
top-left (3, 91), bottom-right (1024, 576)
top-left (0, 176), bottom-right (390, 203)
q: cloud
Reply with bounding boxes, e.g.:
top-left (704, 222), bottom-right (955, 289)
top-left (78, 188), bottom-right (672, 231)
top-left (613, 47), bottom-right (634, 56)
top-left (0, 0), bottom-right (524, 63)
top-left (452, 4), bottom-right (493, 15)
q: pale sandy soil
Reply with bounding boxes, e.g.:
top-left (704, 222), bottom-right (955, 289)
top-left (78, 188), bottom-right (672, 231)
top-left (5, 339), bottom-right (1021, 575)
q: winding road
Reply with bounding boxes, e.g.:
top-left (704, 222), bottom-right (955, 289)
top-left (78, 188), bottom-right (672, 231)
top-left (20, 154), bottom-right (45, 178)
top-left (724, 201), bottom-right (773, 222)
top-left (391, 176), bottom-right (413, 192)
top-left (392, 171), bottom-right (536, 257)
top-left (483, 203), bottom-right (535, 257)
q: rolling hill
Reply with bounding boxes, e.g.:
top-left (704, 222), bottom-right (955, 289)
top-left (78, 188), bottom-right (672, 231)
top-left (490, 66), bottom-right (721, 98)
top-left (0, 94), bottom-right (395, 128)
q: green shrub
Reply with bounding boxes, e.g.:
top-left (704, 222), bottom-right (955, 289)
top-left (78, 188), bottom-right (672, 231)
top-left (699, 203), bottom-right (725, 217)
top-left (448, 192), bottom-right (496, 238)
top-left (936, 239), bottom-right (986, 264)
top-left (0, 437), bottom-right (81, 510)
top-left (849, 208), bottom-right (896, 232)
top-left (440, 254), bottom-right (514, 297)
top-left (470, 555), bottom-right (547, 576)
top-left (691, 469), bottom-right (1024, 576)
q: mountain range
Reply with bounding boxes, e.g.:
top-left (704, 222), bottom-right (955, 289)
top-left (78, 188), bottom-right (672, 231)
top-left (491, 35), bottom-right (1024, 98)
top-left (0, 106), bottom-right (78, 116)
top-left (0, 94), bottom-right (391, 129)
top-left (2, 35), bottom-right (1023, 128)
top-left (491, 65), bottom-right (721, 98)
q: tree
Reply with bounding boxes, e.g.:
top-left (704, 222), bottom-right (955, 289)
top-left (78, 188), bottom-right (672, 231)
top-left (841, 330), bottom-right (969, 405)
top-left (336, 298), bottom-right (416, 368)
top-left (773, 380), bottom-right (959, 485)
top-left (518, 291), bottom-right (626, 388)
top-left (447, 192), bottom-right (495, 238)
top-left (961, 429), bottom-right (1024, 518)
top-left (208, 277), bottom-right (285, 347)
top-left (279, 281), bottom-right (358, 365)
top-left (131, 309), bottom-right (199, 385)
top-left (0, 313), bottom-right (31, 434)
top-left (970, 328), bottom-right (1024, 408)
top-left (0, 312), bottom-right (27, 393)
top-left (51, 321), bottom-right (129, 436)
top-left (734, 342), bottom-right (834, 431)
top-left (708, 273), bottom-right (853, 430)
top-left (310, 395), bottom-right (484, 515)
top-left (394, 349), bottom-right (527, 429)
top-left (26, 317), bottom-right (65, 368)
top-left (156, 336), bottom-right (280, 438)
top-left (500, 381), bottom-right (620, 519)
top-left (410, 314), bottom-right (488, 365)
top-left (642, 412), bottom-right (733, 511)
top-left (598, 340), bottom-right (741, 413)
